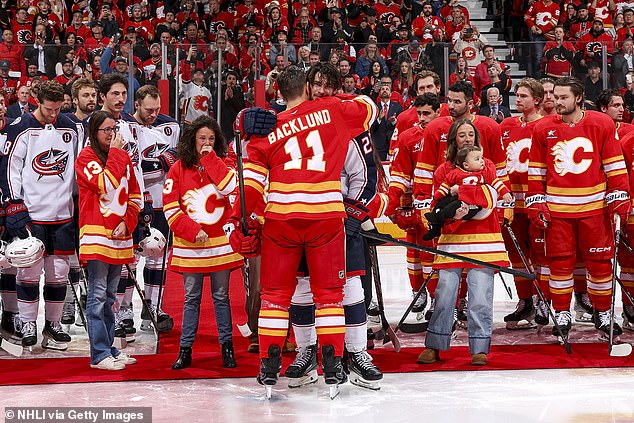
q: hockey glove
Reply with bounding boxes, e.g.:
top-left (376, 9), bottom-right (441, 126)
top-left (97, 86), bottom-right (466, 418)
top-left (394, 207), bottom-right (421, 232)
top-left (4, 199), bottom-right (31, 239)
top-left (607, 191), bottom-right (631, 227)
top-left (234, 107), bottom-right (277, 136)
top-left (158, 148), bottom-right (178, 171)
top-left (140, 192), bottom-right (154, 225)
top-left (413, 198), bottom-right (432, 230)
top-left (343, 197), bottom-right (369, 237)
top-left (497, 202), bottom-right (515, 226)
top-left (223, 216), bottom-right (262, 258)
top-left (526, 195), bottom-right (550, 229)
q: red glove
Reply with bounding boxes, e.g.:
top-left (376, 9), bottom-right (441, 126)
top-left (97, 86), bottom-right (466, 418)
top-left (526, 199), bottom-right (550, 229)
top-left (607, 191), bottom-right (631, 227)
top-left (223, 216), bottom-right (262, 258)
top-left (394, 207), bottom-right (420, 232)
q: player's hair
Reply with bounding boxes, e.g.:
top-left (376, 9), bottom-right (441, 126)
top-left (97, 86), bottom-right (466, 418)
top-left (539, 77), bottom-right (556, 87)
top-left (37, 80), bottom-right (65, 103)
top-left (99, 73), bottom-right (128, 95)
top-left (177, 115), bottom-right (227, 168)
top-left (71, 78), bottom-right (97, 100)
top-left (413, 93), bottom-right (440, 111)
top-left (554, 76), bottom-right (584, 107)
top-left (307, 63), bottom-right (341, 91)
top-left (515, 77), bottom-right (544, 106)
top-left (87, 110), bottom-right (116, 165)
top-left (482, 44), bottom-right (494, 52)
top-left (135, 84), bottom-right (160, 102)
top-left (448, 80), bottom-right (474, 101)
top-left (277, 65), bottom-right (308, 101)
top-left (413, 70), bottom-right (440, 95)
top-left (596, 88), bottom-right (623, 111)
top-left (455, 144), bottom-right (482, 168)
top-left (445, 118), bottom-right (481, 164)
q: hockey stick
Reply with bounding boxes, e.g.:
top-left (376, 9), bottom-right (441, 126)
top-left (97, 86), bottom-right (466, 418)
top-left (393, 271), bottom-right (434, 334)
top-left (0, 302), bottom-right (23, 356)
top-left (154, 226), bottom-right (171, 325)
top-left (362, 231), bottom-right (536, 280)
top-left (368, 244), bottom-right (401, 352)
top-left (609, 214), bottom-right (632, 357)
top-left (68, 272), bottom-right (88, 331)
top-left (126, 263), bottom-right (160, 354)
top-left (503, 222), bottom-right (573, 354)
top-left (617, 238), bottom-right (634, 305)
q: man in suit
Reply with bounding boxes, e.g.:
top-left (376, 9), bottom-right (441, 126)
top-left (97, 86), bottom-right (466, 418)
top-left (6, 84), bottom-right (36, 118)
top-left (479, 87), bottom-right (510, 123)
top-left (371, 75), bottom-right (402, 160)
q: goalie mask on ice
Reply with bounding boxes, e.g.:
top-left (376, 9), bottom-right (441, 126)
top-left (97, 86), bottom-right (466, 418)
top-left (5, 236), bottom-right (45, 268)
top-left (234, 107), bottom-right (277, 136)
top-left (138, 227), bottom-right (167, 257)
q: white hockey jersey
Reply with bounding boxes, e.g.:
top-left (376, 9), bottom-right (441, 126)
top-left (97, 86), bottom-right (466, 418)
top-left (180, 79), bottom-right (212, 124)
top-left (1, 113), bottom-right (79, 223)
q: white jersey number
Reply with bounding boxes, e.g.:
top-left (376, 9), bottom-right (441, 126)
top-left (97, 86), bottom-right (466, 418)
top-left (283, 130), bottom-right (326, 172)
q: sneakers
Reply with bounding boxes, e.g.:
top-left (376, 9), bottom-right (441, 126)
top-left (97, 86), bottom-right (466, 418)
top-left (91, 356), bottom-right (125, 371)
top-left (574, 292), bottom-right (594, 323)
top-left (552, 310), bottom-right (572, 338)
top-left (534, 297), bottom-right (550, 326)
top-left (21, 321), bottom-right (37, 347)
top-left (417, 347), bottom-right (440, 364)
top-left (622, 305), bottom-right (634, 331)
top-left (594, 309), bottom-right (623, 340)
top-left (504, 297), bottom-right (536, 330)
top-left (348, 350), bottom-right (382, 390)
top-left (61, 299), bottom-right (75, 325)
top-left (471, 353), bottom-right (488, 366)
top-left (115, 352), bottom-right (137, 365)
top-left (321, 344), bottom-right (347, 385)
top-left (412, 289), bottom-right (428, 313)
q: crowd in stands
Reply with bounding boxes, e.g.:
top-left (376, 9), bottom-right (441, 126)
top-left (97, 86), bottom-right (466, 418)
top-left (1, 0), bottom-right (634, 127)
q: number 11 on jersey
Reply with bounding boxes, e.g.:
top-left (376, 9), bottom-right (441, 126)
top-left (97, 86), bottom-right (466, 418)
top-left (283, 130), bottom-right (326, 172)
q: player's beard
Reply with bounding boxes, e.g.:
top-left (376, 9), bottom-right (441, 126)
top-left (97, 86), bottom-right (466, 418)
top-left (555, 102), bottom-right (576, 116)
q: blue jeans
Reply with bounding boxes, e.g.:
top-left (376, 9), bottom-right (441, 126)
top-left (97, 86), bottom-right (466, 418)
top-left (86, 261), bottom-right (122, 364)
top-left (530, 32), bottom-right (547, 76)
top-left (425, 267), bottom-right (494, 355)
top-left (180, 270), bottom-right (232, 347)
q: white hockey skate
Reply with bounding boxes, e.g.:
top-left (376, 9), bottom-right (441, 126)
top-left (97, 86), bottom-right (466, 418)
top-left (41, 321), bottom-right (70, 351)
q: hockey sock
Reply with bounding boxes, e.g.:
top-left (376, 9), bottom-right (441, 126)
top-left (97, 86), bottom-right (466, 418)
top-left (586, 260), bottom-right (612, 312)
top-left (549, 274), bottom-right (574, 311)
top-left (143, 267), bottom-right (163, 306)
top-left (123, 277), bottom-right (134, 308)
top-left (258, 303), bottom-right (289, 359)
top-left (289, 304), bottom-right (316, 348)
top-left (315, 304), bottom-right (345, 356)
top-left (43, 280), bottom-right (66, 322)
top-left (573, 265), bottom-right (587, 294)
top-left (0, 273), bottom-right (18, 313)
top-left (16, 282), bottom-right (39, 322)
top-left (344, 302), bottom-right (368, 352)
top-left (536, 264), bottom-right (551, 300)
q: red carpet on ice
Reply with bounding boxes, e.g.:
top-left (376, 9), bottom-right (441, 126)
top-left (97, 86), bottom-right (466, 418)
top-left (2, 270), bottom-right (634, 386)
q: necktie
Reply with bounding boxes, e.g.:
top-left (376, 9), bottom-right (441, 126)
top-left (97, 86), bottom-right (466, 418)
top-left (383, 103), bottom-right (388, 119)
top-left (22, 105), bottom-right (27, 115)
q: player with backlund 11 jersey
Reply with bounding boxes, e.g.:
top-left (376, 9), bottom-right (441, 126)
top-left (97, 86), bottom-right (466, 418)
top-left (224, 66), bottom-right (378, 396)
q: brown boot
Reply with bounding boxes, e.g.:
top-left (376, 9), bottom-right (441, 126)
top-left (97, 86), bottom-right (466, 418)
top-left (282, 339), bottom-right (296, 353)
top-left (471, 353), bottom-right (488, 366)
top-left (247, 342), bottom-right (259, 353)
top-left (417, 348), bottom-right (440, 364)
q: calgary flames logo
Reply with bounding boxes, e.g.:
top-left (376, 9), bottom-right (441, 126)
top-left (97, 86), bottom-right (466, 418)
top-left (16, 29), bottom-right (32, 44)
top-left (506, 138), bottom-right (531, 174)
top-left (551, 137), bottom-right (593, 176)
top-left (536, 12), bottom-right (553, 26)
top-left (32, 148), bottom-right (69, 180)
top-left (462, 47), bottom-right (476, 61)
top-left (182, 185), bottom-right (224, 225)
top-left (209, 21), bottom-right (225, 34)
top-left (100, 170), bottom-right (129, 218)
top-left (193, 95), bottom-right (209, 112)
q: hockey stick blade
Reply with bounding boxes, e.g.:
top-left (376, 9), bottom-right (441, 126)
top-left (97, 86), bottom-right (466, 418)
top-left (609, 342), bottom-right (632, 357)
top-left (1, 337), bottom-right (23, 357)
top-left (383, 326), bottom-right (401, 352)
top-left (400, 321), bottom-right (428, 333)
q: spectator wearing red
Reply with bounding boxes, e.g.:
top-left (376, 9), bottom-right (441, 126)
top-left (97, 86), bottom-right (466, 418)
top-left (291, 0), bottom-right (319, 23)
top-left (54, 59), bottom-right (79, 92)
top-left (570, 4), bottom-right (592, 41)
top-left (544, 26), bottom-right (576, 78)
top-left (12, 8), bottom-right (33, 44)
top-left (66, 10), bottom-right (92, 44)
top-left (0, 29), bottom-right (26, 78)
top-left (524, 0), bottom-right (560, 76)
top-left (142, 43), bottom-right (172, 81)
top-left (412, 1), bottom-right (445, 44)
top-left (203, 0), bottom-right (235, 41)
top-left (175, 0), bottom-right (200, 26)
top-left (84, 21), bottom-right (110, 55)
top-left (0, 60), bottom-right (18, 104)
top-left (473, 45), bottom-right (507, 94)
top-left (617, 8), bottom-right (634, 45)
top-left (338, 57), bottom-right (360, 88)
top-left (125, 4), bottom-right (154, 42)
top-left (576, 18), bottom-right (615, 70)
top-left (387, 24), bottom-right (411, 66)
top-left (205, 36), bottom-right (239, 70)
top-left (375, 0), bottom-right (403, 25)
top-left (360, 60), bottom-right (385, 97)
top-left (440, 0), bottom-right (470, 25)
top-left (263, 5), bottom-right (289, 42)
top-left (445, 7), bottom-right (467, 43)
top-left (155, 11), bottom-right (180, 41)
top-left (34, 0), bottom-right (63, 39)
top-left (356, 41), bottom-right (389, 79)
top-left (589, 0), bottom-right (617, 35)
top-left (238, 18), bottom-right (262, 48)
top-left (236, 0), bottom-right (265, 33)
top-left (290, 7), bottom-right (315, 45)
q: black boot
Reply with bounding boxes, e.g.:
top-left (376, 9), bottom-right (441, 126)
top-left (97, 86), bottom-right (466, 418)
top-left (172, 347), bottom-right (192, 370)
top-left (221, 341), bottom-right (237, 368)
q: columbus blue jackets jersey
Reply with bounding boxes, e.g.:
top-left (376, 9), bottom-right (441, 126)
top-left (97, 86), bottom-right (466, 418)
top-left (0, 113), bottom-right (79, 223)
top-left (138, 114), bottom-right (180, 208)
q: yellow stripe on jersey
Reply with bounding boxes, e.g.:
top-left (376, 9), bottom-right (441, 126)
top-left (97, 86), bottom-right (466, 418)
top-left (438, 233), bottom-right (505, 243)
top-left (244, 162), bottom-right (268, 175)
top-left (216, 171), bottom-right (234, 193)
top-left (80, 225), bottom-right (112, 236)
top-left (606, 168), bottom-right (628, 178)
top-left (80, 245), bottom-right (134, 260)
top-left (260, 309), bottom-right (290, 318)
top-left (434, 252), bottom-right (509, 265)
top-left (547, 183), bottom-right (606, 195)
top-left (315, 307), bottom-right (345, 317)
top-left (245, 179), bottom-right (265, 194)
top-left (170, 254), bottom-right (242, 268)
top-left (173, 235), bottom-right (228, 248)
top-left (265, 203), bottom-right (345, 215)
top-left (269, 181), bottom-right (342, 192)
top-left (548, 201), bottom-right (605, 213)
top-left (316, 327), bottom-right (346, 335)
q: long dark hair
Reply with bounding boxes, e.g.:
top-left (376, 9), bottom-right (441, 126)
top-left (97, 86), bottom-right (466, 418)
top-left (177, 115), bottom-right (227, 169)
top-left (87, 110), bottom-right (116, 165)
top-left (445, 118), bottom-right (481, 165)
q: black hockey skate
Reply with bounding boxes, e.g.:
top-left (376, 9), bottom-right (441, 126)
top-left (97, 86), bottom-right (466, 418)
top-left (594, 309), bottom-right (623, 342)
top-left (347, 350), bottom-right (383, 391)
top-left (21, 321), bottom-right (37, 348)
top-left (412, 289), bottom-right (428, 321)
top-left (552, 311), bottom-right (572, 344)
top-left (1, 310), bottom-right (17, 336)
top-left (257, 344), bottom-right (282, 399)
top-left (534, 297), bottom-right (550, 327)
top-left (61, 299), bottom-right (75, 325)
top-left (456, 298), bottom-right (468, 329)
top-left (622, 305), bottom-right (634, 331)
top-left (322, 344), bottom-right (347, 399)
top-left (42, 321), bottom-right (71, 351)
top-left (574, 292), bottom-right (594, 324)
top-left (284, 344), bottom-right (318, 388)
top-left (120, 305), bottom-right (136, 342)
top-left (504, 297), bottom-right (536, 330)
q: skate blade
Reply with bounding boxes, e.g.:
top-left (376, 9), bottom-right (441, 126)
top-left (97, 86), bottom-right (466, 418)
top-left (140, 320), bottom-right (152, 331)
top-left (574, 312), bottom-right (594, 325)
top-left (287, 370), bottom-right (318, 388)
top-left (350, 372), bottom-right (381, 391)
top-left (125, 335), bottom-right (136, 343)
top-left (41, 338), bottom-right (68, 351)
top-left (416, 312), bottom-right (425, 321)
top-left (265, 385), bottom-right (273, 400)
top-left (610, 342), bottom-right (633, 357)
top-left (113, 337), bottom-right (127, 350)
top-left (1, 337), bottom-right (23, 356)
top-left (506, 320), bottom-right (537, 330)
top-left (367, 315), bottom-right (380, 324)
top-left (329, 384), bottom-right (341, 400)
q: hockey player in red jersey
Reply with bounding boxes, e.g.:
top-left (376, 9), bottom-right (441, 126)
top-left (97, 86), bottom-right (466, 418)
top-left (499, 78), bottom-right (550, 330)
top-left (597, 89), bottom-right (633, 138)
top-left (527, 76), bottom-right (631, 341)
top-left (228, 66), bottom-right (378, 394)
top-left (386, 93), bottom-right (440, 320)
